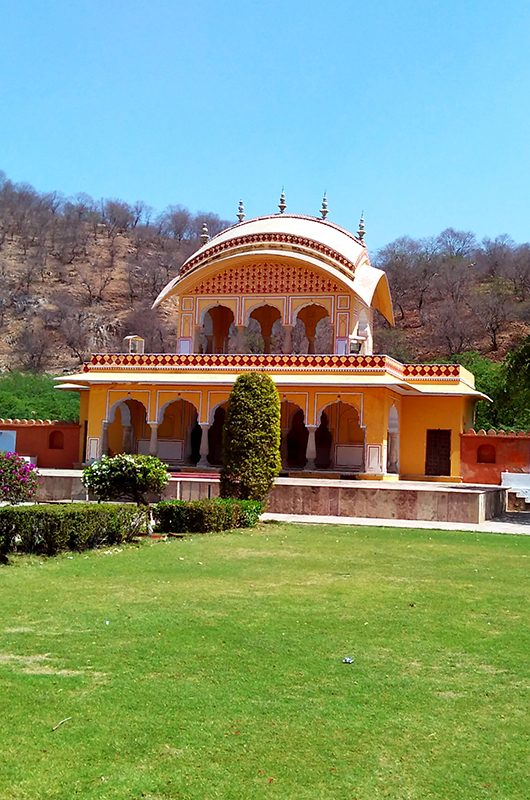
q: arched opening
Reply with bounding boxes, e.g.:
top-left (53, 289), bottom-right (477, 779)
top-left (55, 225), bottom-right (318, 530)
top-left (208, 404), bottom-right (227, 466)
top-left (201, 305), bottom-right (234, 354)
top-left (387, 404), bottom-right (399, 474)
top-left (314, 316), bottom-right (333, 353)
top-left (477, 443), bottom-right (496, 464)
top-left (107, 399), bottom-right (149, 456)
top-left (49, 430), bottom-right (64, 450)
top-left (317, 401), bottom-right (365, 470)
top-left (158, 399), bottom-right (200, 465)
top-left (249, 305), bottom-right (282, 354)
top-left (280, 401), bottom-right (308, 469)
top-left (296, 305), bottom-right (329, 354)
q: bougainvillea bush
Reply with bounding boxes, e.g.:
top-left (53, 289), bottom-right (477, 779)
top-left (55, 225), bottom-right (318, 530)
top-left (82, 454), bottom-right (170, 505)
top-left (0, 451), bottom-right (39, 504)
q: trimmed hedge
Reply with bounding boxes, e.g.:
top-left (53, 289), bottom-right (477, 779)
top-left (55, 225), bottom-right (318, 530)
top-left (153, 498), bottom-right (262, 534)
top-left (0, 503), bottom-right (146, 557)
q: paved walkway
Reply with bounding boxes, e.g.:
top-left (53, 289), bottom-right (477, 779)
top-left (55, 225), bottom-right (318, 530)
top-left (261, 512), bottom-right (530, 535)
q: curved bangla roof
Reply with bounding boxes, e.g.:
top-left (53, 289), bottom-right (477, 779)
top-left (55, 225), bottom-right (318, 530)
top-left (153, 214), bottom-right (394, 323)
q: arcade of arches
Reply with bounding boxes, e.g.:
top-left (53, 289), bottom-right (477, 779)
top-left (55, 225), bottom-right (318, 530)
top-left (198, 303), bottom-right (333, 355)
top-left (102, 395), bottom-right (376, 472)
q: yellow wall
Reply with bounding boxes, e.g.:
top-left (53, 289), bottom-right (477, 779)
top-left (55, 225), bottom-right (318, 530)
top-left (400, 395), bottom-right (467, 478)
top-left (82, 379), bottom-right (471, 479)
top-left (78, 391), bottom-right (89, 462)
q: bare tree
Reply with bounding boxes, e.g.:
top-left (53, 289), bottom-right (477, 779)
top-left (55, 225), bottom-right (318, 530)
top-left (156, 205), bottom-right (193, 240)
top-left (119, 305), bottom-right (173, 352)
top-left (470, 282), bottom-right (513, 351)
top-left (434, 228), bottom-right (476, 258)
top-left (436, 299), bottom-right (477, 355)
top-left (506, 244), bottom-right (530, 301)
top-left (78, 256), bottom-right (114, 305)
top-left (15, 316), bottom-right (54, 371)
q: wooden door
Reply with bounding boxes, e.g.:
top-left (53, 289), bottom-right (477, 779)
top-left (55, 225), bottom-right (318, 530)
top-left (425, 429), bottom-right (451, 476)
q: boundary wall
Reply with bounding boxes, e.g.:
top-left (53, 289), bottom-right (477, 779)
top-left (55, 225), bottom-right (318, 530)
top-left (461, 429), bottom-right (530, 485)
top-left (0, 420), bottom-right (80, 469)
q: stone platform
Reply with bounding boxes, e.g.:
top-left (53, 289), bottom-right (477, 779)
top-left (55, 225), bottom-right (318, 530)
top-left (268, 478), bottom-right (505, 525)
top-left (37, 470), bottom-right (506, 525)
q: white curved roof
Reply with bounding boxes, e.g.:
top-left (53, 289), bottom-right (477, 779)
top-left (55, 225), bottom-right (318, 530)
top-left (182, 214), bottom-right (368, 274)
top-left (152, 213), bottom-right (394, 323)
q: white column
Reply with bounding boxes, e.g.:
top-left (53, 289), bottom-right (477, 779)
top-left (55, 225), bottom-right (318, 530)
top-left (388, 433), bottom-right (399, 473)
top-left (233, 324), bottom-right (245, 353)
top-left (280, 428), bottom-right (289, 467)
top-left (306, 425), bottom-right (317, 469)
top-left (283, 324), bottom-right (294, 354)
top-left (198, 423), bottom-right (210, 467)
top-left (100, 422), bottom-right (109, 458)
top-left (149, 423), bottom-right (159, 456)
top-left (122, 424), bottom-right (133, 453)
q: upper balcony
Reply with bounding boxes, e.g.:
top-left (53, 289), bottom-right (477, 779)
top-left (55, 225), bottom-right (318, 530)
top-left (82, 351), bottom-right (472, 383)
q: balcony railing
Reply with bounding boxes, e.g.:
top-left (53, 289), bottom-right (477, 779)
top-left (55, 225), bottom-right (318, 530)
top-left (84, 352), bottom-right (464, 381)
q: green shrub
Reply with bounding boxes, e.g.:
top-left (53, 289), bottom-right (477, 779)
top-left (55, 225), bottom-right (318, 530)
top-left (0, 372), bottom-right (79, 421)
top-left (153, 498), bottom-right (262, 534)
top-left (220, 372), bottom-right (281, 502)
top-left (0, 503), bottom-right (145, 557)
top-left (0, 451), bottom-right (39, 504)
top-left (236, 499), bottom-right (263, 528)
top-left (82, 454), bottom-right (170, 505)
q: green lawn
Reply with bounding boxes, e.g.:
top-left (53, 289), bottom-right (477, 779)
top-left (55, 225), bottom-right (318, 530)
top-left (0, 524), bottom-right (528, 800)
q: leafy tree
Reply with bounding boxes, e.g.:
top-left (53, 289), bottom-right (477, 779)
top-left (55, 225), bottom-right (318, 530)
top-left (455, 343), bottom-right (530, 431)
top-left (82, 454), bottom-right (170, 505)
top-left (453, 352), bottom-right (504, 429)
top-left (220, 373), bottom-right (281, 502)
top-left (500, 336), bottom-right (530, 429)
top-left (0, 372), bottom-right (79, 420)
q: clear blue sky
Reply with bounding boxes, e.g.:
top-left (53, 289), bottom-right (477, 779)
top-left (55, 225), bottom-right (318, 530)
top-left (1, 0), bottom-right (529, 250)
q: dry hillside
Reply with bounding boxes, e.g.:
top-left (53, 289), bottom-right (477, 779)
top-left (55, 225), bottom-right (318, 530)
top-left (1, 174), bottom-right (529, 371)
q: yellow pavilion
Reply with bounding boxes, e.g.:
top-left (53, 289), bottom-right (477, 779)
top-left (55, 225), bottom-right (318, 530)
top-left (58, 204), bottom-right (485, 481)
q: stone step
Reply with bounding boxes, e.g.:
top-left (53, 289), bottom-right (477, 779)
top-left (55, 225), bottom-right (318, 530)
top-left (507, 490), bottom-right (530, 512)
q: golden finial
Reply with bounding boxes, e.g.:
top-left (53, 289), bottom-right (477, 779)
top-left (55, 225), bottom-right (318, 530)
top-left (357, 211), bottom-right (365, 243)
top-left (320, 192), bottom-right (328, 220)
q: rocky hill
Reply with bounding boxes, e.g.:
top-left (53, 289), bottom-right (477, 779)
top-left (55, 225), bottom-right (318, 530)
top-left (0, 172), bottom-right (528, 371)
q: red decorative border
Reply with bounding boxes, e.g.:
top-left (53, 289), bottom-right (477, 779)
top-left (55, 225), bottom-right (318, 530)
top-left (85, 353), bottom-right (465, 381)
top-left (86, 352), bottom-right (398, 371)
top-left (181, 232), bottom-right (358, 276)
top-left (403, 363), bottom-right (461, 378)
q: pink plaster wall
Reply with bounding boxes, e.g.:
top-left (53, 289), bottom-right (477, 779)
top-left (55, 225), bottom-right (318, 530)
top-left (461, 430), bottom-right (530, 484)
top-left (0, 420), bottom-right (80, 468)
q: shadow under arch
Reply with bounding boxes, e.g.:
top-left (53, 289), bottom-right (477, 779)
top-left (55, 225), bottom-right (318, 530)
top-left (295, 303), bottom-right (329, 354)
top-left (107, 398), bottom-right (149, 456)
top-left (201, 305), bottom-right (235, 354)
top-left (316, 400), bottom-right (365, 470)
top-left (249, 304), bottom-right (282, 354)
top-left (281, 400), bottom-right (308, 469)
top-left (158, 398), bottom-right (201, 465)
top-left (208, 402), bottom-right (228, 466)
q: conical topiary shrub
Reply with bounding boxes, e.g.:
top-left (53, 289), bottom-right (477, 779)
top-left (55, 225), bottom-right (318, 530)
top-left (220, 372), bottom-right (281, 502)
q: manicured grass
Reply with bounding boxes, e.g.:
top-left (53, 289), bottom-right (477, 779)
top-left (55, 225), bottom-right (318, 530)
top-left (0, 524), bottom-right (528, 799)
